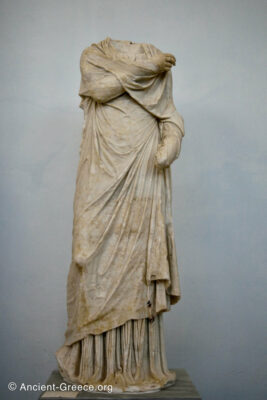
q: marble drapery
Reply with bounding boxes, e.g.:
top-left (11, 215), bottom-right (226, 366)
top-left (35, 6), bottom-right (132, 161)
top-left (56, 37), bottom-right (184, 392)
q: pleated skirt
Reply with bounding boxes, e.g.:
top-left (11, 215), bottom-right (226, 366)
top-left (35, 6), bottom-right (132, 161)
top-left (56, 313), bottom-right (175, 392)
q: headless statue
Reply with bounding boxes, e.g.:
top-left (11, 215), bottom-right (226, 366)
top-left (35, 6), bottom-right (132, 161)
top-left (56, 37), bottom-right (184, 393)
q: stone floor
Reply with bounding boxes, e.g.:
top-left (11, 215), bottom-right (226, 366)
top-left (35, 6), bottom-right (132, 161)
top-left (39, 369), bottom-right (201, 399)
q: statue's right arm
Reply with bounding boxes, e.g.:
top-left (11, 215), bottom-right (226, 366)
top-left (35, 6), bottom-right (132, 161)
top-left (83, 74), bottom-right (125, 104)
top-left (79, 47), bottom-right (176, 104)
top-left (80, 49), bottom-right (125, 104)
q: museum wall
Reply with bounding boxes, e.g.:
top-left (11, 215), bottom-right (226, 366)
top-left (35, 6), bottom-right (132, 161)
top-left (0, 1), bottom-right (266, 399)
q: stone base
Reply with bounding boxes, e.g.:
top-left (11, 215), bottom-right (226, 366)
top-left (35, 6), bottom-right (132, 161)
top-left (39, 369), bottom-right (201, 399)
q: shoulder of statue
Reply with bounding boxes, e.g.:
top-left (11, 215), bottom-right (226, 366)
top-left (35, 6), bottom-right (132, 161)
top-left (80, 42), bottom-right (105, 63)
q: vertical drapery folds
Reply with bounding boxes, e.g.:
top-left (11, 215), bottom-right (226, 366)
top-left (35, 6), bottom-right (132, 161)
top-left (57, 314), bottom-right (175, 392)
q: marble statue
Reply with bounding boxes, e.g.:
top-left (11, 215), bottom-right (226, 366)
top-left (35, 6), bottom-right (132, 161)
top-left (56, 37), bottom-right (185, 393)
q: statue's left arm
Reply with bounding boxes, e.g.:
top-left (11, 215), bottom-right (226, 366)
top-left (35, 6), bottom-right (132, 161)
top-left (155, 120), bottom-right (184, 168)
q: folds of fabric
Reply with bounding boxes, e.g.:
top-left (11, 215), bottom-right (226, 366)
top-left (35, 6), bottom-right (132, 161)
top-left (62, 38), bottom-right (184, 346)
top-left (56, 313), bottom-right (175, 392)
top-left (79, 37), bottom-right (184, 132)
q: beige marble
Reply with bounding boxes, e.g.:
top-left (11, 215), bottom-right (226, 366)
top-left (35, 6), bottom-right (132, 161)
top-left (56, 37), bottom-right (184, 392)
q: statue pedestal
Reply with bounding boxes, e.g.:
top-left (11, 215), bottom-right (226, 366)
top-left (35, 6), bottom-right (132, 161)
top-left (39, 369), bottom-right (201, 399)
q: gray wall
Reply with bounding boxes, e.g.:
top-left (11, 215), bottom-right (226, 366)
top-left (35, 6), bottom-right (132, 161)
top-left (0, 1), bottom-right (266, 399)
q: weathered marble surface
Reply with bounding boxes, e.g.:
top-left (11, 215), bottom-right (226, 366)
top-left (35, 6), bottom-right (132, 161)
top-left (56, 37), bottom-right (185, 392)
